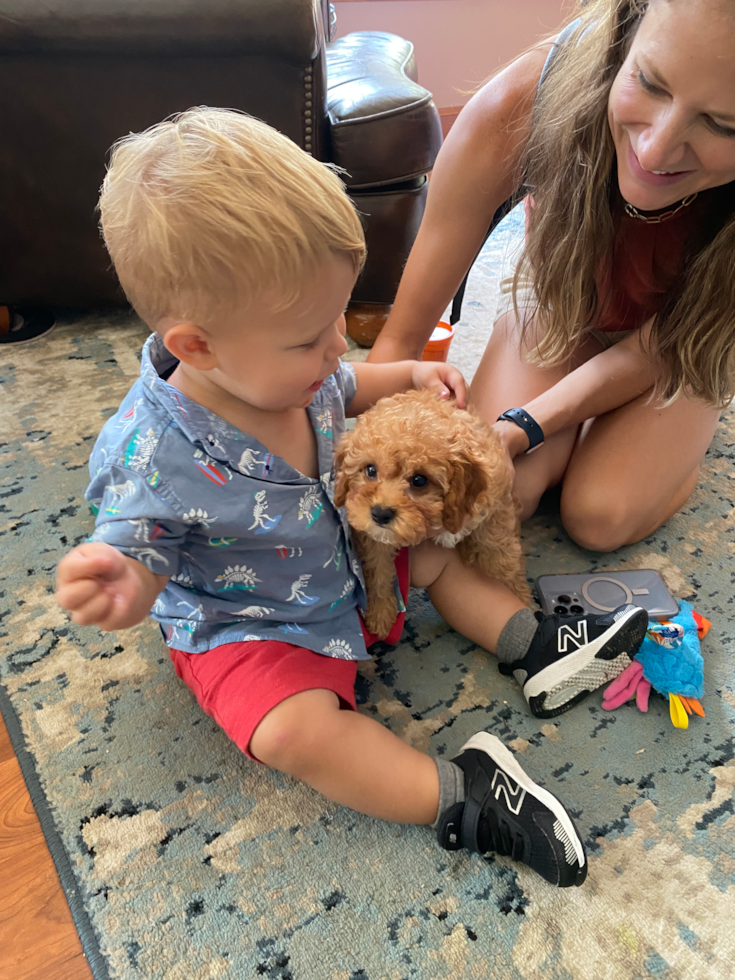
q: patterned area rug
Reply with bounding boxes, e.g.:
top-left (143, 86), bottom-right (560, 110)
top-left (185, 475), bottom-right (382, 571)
top-left (2, 214), bottom-right (735, 980)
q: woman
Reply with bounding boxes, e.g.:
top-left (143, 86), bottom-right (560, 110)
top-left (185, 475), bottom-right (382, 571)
top-left (369, 0), bottom-right (735, 552)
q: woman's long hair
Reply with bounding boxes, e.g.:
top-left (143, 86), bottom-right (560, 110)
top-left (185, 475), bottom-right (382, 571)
top-left (516, 0), bottom-right (735, 408)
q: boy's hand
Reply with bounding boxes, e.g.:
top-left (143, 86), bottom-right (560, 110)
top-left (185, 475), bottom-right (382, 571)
top-left (56, 542), bottom-right (167, 632)
top-left (411, 361), bottom-right (468, 409)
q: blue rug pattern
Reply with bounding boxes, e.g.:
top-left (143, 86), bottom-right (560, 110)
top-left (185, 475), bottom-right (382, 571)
top-left (1, 286), bottom-right (735, 978)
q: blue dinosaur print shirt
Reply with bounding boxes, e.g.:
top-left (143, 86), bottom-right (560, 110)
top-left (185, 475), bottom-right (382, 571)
top-left (85, 333), bottom-right (380, 661)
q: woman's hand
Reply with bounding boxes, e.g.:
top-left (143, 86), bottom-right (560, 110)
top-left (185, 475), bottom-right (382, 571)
top-left (411, 361), bottom-right (468, 409)
top-left (492, 419), bottom-right (531, 458)
top-left (491, 419), bottom-right (532, 486)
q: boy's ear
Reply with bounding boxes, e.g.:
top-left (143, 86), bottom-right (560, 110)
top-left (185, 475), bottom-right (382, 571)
top-left (162, 322), bottom-right (218, 370)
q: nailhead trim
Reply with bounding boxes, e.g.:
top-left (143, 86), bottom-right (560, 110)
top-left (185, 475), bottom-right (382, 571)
top-left (304, 66), bottom-right (313, 154)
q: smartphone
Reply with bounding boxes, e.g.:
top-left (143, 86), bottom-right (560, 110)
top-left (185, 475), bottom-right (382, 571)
top-left (535, 569), bottom-right (679, 619)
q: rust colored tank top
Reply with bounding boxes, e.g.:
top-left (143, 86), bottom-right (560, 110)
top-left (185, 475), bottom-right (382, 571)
top-left (596, 198), bottom-right (700, 332)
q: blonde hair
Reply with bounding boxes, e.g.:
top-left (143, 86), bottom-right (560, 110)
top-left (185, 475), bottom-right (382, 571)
top-left (99, 107), bottom-right (366, 327)
top-left (516, 0), bottom-right (735, 408)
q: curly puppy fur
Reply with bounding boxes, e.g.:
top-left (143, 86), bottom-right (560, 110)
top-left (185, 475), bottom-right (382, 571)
top-left (334, 389), bottom-right (532, 638)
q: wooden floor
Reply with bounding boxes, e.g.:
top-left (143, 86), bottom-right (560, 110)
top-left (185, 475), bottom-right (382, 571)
top-left (0, 711), bottom-right (93, 980)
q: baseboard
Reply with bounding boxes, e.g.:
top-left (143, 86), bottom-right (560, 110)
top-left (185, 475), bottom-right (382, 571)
top-left (438, 106), bottom-right (462, 138)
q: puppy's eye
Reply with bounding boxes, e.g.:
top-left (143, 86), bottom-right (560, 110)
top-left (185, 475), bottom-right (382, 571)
top-left (365, 464), bottom-right (377, 479)
top-left (409, 473), bottom-right (429, 488)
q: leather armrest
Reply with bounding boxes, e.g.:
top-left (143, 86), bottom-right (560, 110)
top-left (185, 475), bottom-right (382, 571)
top-left (0, 0), bottom-right (325, 61)
top-left (327, 32), bottom-right (442, 189)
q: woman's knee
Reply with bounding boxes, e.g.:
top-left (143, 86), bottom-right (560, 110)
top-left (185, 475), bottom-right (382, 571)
top-left (560, 492), bottom-right (638, 553)
top-left (561, 463), bottom-right (701, 552)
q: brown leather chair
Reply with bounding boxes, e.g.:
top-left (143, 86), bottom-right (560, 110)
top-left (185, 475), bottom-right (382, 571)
top-left (0, 0), bottom-right (442, 318)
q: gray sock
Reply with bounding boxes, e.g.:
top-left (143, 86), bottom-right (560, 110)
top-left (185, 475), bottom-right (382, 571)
top-left (430, 758), bottom-right (466, 828)
top-left (496, 607), bottom-right (538, 665)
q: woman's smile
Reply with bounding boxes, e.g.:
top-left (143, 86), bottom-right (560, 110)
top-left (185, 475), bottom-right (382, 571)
top-left (626, 141), bottom-right (695, 190)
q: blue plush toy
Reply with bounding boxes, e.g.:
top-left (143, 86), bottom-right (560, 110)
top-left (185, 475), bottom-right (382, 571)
top-left (602, 599), bottom-right (709, 728)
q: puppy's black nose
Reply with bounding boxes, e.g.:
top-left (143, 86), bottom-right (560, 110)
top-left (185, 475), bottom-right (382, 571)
top-left (371, 505), bottom-right (396, 527)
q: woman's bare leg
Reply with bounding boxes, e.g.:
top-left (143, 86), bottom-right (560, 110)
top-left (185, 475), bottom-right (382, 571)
top-left (561, 390), bottom-right (720, 551)
top-left (469, 311), bottom-right (605, 518)
top-left (469, 311), bottom-right (720, 546)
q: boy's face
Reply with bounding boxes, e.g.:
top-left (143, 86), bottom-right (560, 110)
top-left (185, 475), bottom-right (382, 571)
top-left (207, 255), bottom-right (356, 412)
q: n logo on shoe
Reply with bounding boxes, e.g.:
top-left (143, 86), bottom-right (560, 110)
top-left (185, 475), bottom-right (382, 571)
top-left (491, 770), bottom-right (526, 815)
top-left (557, 620), bottom-right (588, 653)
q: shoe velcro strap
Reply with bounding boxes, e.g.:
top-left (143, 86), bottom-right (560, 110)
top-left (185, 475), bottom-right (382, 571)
top-left (460, 759), bottom-right (492, 853)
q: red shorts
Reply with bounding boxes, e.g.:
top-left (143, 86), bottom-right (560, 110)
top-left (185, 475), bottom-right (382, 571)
top-left (169, 548), bottom-right (409, 760)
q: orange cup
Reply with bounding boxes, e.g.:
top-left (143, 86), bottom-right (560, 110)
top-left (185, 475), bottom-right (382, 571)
top-left (421, 321), bottom-right (455, 362)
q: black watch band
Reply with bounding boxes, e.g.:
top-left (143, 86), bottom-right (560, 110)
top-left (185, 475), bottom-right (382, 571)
top-left (496, 408), bottom-right (545, 454)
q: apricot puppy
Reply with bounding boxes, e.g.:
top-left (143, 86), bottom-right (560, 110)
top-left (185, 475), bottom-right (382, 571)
top-left (334, 389), bottom-right (532, 638)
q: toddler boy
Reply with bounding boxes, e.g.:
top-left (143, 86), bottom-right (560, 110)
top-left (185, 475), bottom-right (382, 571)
top-left (55, 107), bottom-right (621, 887)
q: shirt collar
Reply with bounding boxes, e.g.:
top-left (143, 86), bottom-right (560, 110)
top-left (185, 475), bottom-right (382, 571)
top-left (139, 333), bottom-right (316, 483)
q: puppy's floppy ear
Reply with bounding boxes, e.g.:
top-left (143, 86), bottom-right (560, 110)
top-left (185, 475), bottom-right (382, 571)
top-left (441, 451), bottom-right (488, 534)
top-left (332, 435), bottom-right (353, 509)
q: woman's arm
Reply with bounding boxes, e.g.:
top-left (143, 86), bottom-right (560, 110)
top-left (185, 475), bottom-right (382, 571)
top-left (347, 359), bottom-right (467, 417)
top-left (495, 324), bottom-right (659, 456)
top-left (367, 43), bottom-right (551, 364)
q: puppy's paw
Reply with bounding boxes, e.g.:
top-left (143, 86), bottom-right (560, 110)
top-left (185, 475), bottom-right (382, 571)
top-left (365, 594), bottom-right (399, 639)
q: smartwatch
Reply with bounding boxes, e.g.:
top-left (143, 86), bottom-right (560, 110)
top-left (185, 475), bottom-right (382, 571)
top-left (496, 408), bottom-right (545, 454)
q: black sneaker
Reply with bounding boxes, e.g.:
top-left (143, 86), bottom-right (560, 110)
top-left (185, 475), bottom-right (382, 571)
top-left (499, 603), bottom-right (648, 718)
top-left (435, 732), bottom-right (587, 887)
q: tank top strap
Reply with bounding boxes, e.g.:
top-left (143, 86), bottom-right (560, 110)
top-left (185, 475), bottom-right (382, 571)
top-left (537, 17), bottom-right (584, 95)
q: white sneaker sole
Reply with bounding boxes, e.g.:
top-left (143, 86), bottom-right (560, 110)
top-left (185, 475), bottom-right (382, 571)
top-left (523, 605), bottom-right (646, 705)
top-left (541, 651), bottom-right (632, 711)
top-left (460, 731), bottom-right (586, 870)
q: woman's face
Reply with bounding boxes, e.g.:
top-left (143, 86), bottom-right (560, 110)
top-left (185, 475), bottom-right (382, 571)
top-left (608, 0), bottom-right (735, 211)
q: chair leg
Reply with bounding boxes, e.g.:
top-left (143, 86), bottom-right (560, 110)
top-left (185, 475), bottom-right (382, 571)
top-left (345, 303), bottom-right (392, 348)
top-left (0, 306), bottom-right (10, 336)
